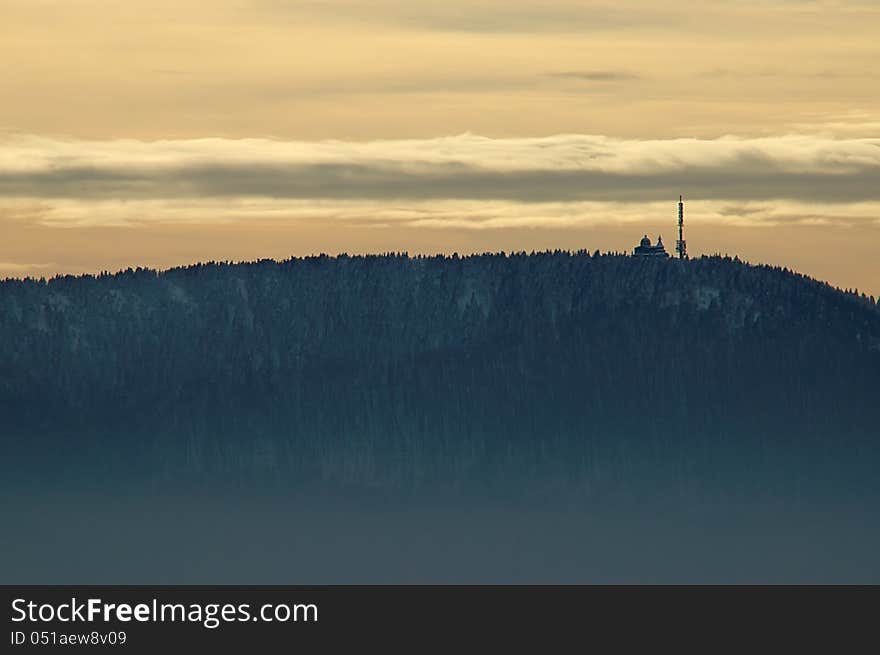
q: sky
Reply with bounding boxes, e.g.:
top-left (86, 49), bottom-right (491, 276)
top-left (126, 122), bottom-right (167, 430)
top-left (1, 0), bottom-right (879, 295)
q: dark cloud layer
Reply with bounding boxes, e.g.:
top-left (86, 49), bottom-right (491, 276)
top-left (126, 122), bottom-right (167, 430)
top-left (267, 1), bottom-right (677, 34)
top-left (547, 70), bottom-right (642, 81)
top-left (1, 134), bottom-right (878, 212)
top-left (1, 163), bottom-right (878, 204)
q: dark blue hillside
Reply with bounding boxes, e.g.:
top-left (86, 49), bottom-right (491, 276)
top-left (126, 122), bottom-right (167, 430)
top-left (1, 252), bottom-right (878, 499)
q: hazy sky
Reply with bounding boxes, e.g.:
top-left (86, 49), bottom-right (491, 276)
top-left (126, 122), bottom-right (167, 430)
top-left (1, 1), bottom-right (879, 294)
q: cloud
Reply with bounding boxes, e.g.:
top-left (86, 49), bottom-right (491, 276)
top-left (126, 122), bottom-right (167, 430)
top-left (0, 261), bottom-right (56, 274)
top-left (696, 68), bottom-right (782, 79)
top-left (257, 1), bottom-right (677, 34)
top-left (0, 133), bottom-right (878, 207)
top-left (0, 132), bottom-right (878, 235)
top-left (2, 195), bottom-right (879, 232)
top-left (252, 1), bottom-right (880, 37)
top-left (546, 70), bottom-right (642, 81)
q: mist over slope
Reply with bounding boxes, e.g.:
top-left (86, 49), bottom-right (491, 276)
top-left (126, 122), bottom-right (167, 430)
top-left (2, 251), bottom-right (878, 500)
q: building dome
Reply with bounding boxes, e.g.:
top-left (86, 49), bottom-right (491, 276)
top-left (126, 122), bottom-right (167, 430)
top-left (633, 233), bottom-right (669, 258)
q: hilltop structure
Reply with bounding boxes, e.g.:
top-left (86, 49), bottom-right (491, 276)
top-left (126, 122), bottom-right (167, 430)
top-left (633, 196), bottom-right (687, 258)
top-left (633, 235), bottom-right (669, 257)
top-left (675, 195), bottom-right (687, 259)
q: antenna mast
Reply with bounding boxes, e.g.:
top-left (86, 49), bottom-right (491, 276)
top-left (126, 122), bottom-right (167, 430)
top-left (675, 195), bottom-right (687, 259)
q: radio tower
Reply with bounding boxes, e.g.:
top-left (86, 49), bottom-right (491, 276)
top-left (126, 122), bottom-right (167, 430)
top-left (675, 195), bottom-right (687, 259)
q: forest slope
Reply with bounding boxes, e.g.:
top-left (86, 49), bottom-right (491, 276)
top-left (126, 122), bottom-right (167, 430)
top-left (1, 252), bottom-right (878, 498)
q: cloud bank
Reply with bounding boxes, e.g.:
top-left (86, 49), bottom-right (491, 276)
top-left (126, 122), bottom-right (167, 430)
top-left (0, 133), bottom-right (878, 229)
top-left (2, 133), bottom-right (879, 195)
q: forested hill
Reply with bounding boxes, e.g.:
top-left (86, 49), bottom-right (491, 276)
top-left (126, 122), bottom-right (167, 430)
top-left (2, 252), bottom-right (879, 497)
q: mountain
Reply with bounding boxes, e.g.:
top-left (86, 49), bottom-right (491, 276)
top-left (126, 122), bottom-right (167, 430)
top-left (2, 251), bottom-right (878, 501)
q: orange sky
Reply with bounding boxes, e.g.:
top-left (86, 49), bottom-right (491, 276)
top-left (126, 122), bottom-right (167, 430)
top-left (1, 1), bottom-right (878, 295)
